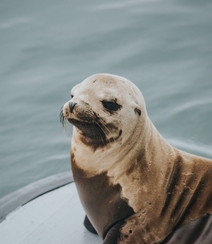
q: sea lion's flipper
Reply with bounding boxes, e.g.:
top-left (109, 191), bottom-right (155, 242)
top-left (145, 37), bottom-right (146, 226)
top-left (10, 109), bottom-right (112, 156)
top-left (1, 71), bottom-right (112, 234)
top-left (103, 220), bottom-right (125, 244)
top-left (83, 215), bottom-right (98, 234)
top-left (103, 214), bottom-right (159, 244)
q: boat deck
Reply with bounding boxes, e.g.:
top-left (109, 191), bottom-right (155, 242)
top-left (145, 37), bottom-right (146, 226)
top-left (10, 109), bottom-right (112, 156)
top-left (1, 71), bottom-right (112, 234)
top-left (0, 172), bottom-right (101, 244)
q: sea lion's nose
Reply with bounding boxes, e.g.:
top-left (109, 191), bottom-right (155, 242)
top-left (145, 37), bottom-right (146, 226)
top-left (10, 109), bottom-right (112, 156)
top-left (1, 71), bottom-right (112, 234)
top-left (69, 102), bottom-right (77, 113)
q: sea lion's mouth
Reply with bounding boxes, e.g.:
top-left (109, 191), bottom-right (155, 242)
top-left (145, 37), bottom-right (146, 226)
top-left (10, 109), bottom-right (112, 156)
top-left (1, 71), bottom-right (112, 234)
top-left (60, 107), bottom-right (121, 149)
top-left (67, 118), bottom-right (105, 138)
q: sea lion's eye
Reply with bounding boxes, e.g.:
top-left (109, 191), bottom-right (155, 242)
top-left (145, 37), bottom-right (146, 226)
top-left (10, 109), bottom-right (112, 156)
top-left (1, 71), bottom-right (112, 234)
top-left (102, 100), bottom-right (121, 112)
top-left (71, 94), bottom-right (74, 98)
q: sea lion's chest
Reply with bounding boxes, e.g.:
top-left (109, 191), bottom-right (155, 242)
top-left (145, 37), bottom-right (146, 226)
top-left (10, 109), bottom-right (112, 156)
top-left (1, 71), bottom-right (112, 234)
top-left (71, 159), bottom-right (134, 238)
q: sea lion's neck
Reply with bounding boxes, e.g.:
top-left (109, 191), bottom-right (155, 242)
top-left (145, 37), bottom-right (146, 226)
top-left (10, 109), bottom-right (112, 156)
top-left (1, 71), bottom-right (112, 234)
top-left (110, 118), bottom-right (177, 212)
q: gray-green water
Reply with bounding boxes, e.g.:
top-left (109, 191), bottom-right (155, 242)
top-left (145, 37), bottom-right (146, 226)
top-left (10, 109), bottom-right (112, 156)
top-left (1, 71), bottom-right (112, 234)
top-left (0, 0), bottom-right (212, 199)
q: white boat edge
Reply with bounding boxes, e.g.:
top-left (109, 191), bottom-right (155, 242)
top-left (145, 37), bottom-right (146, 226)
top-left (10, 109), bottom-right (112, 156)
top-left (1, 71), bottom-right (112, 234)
top-left (0, 171), bottom-right (101, 244)
top-left (0, 171), bottom-right (73, 223)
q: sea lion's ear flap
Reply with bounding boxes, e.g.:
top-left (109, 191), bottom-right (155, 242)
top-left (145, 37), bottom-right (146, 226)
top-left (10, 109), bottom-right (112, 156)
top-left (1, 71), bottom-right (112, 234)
top-left (134, 107), bottom-right (141, 116)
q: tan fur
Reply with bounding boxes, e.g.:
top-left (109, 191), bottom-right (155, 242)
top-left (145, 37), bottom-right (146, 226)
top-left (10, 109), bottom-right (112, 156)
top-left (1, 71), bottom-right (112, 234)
top-left (63, 73), bottom-right (212, 243)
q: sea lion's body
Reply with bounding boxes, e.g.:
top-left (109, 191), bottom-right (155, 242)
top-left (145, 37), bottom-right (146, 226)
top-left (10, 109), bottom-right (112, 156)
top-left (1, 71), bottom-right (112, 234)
top-left (62, 74), bottom-right (212, 243)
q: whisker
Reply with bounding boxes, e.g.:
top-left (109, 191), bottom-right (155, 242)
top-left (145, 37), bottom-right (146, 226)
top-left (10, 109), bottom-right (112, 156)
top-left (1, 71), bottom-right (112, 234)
top-left (98, 121), bottom-right (115, 144)
top-left (96, 120), bottom-right (110, 135)
top-left (59, 109), bottom-right (66, 130)
top-left (95, 121), bottom-right (115, 146)
top-left (95, 121), bottom-right (107, 147)
top-left (93, 126), bottom-right (105, 147)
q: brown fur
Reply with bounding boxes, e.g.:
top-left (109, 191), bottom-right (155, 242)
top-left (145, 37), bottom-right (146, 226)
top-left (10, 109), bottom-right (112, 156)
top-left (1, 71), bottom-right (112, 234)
top-left (62, 74), bottom-right (212, 244)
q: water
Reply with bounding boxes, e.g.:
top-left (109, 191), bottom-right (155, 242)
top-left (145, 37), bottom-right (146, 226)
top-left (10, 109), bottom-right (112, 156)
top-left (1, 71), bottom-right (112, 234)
top-left (0, 0), bottom-right (212, 199)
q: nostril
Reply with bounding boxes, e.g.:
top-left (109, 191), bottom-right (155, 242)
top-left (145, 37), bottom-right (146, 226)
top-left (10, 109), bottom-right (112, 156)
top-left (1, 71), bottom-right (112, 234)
top-left (69, 102), bottom-right (77, 113)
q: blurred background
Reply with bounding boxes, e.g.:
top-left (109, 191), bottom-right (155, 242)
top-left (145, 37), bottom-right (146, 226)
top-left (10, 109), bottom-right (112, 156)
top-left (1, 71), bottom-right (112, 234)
top-left (0, 0), bottom-right (212, 199)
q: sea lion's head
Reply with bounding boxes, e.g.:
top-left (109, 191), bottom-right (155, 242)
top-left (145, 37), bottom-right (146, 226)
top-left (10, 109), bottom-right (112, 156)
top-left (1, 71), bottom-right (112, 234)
top-left (61, 73), bottom-right (147, 150)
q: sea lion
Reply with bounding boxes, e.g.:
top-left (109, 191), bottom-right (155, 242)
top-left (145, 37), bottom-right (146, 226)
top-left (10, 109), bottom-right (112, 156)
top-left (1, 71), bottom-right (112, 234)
top-left (61, 73), bottom-right (212, 244)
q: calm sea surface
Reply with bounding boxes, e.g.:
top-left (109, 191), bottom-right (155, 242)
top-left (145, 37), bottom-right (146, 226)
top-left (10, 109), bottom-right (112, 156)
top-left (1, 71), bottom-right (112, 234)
top-left (0, 0), bottom-right (212, 199)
